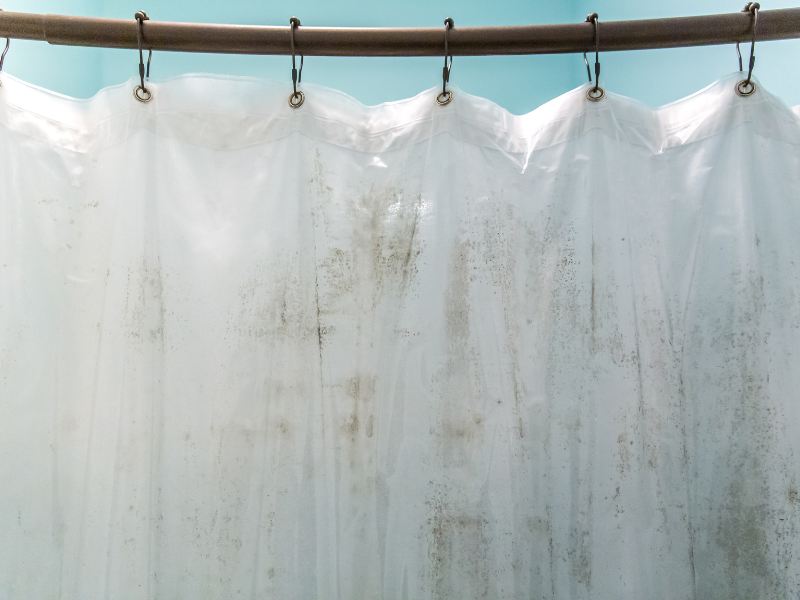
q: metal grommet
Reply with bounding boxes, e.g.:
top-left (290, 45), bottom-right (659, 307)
top-left (436, 90), bottom-right (453, 106)
top-left (586, 87), bottom-right (605, 102)
top-left (735, 79), bottom-right (757, 97)
top-left (133, 85), bottom-right (152, 103)
top-left (289, 90), bottom-right (305, 108)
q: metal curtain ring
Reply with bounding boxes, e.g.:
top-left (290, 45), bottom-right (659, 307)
top-left (735, 79), bottom-right (757, 97)
top-left (289, 90), bottom-right (305, 108)
top-left (737, 1), bottom-right (759, 93)
top-left (583, 12), bottom-right (598, 84)
top-left (586, 87), bottom-right (605, 102)
top-left (288, 16), bottom-right (305, 108)
top-left (583, 13), bottom-right (604, 102)
top-left (134, 11), bottom-right (152, 101)
top-left (133, 85), bottom-right (152, 103)
top-left (437, 17), bottom-right (454, 106)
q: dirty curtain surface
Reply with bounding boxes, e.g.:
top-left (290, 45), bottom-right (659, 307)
top-left (1, 71), bottom-right (799, 600)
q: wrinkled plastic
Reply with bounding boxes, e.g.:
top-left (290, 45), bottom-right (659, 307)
top-left (1, 72), bottom-right (800, 599)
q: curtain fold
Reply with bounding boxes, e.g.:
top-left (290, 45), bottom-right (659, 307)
top-left (1, 72), bottom-right (799, 600)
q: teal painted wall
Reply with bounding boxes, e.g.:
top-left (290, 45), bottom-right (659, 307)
top-left (573, 0), bottom-right (800, 109)
top-left (4, 0), bottom-right (800, 114)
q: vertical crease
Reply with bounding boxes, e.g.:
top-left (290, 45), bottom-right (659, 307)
top-left (75, 85), bottom-right (134, 600)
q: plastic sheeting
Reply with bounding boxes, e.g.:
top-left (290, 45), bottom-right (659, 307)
top-left (1, 71), bottom-right (800, 599)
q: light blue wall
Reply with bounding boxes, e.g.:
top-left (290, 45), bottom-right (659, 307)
top-left (4, 0), bottom-right (800, 114)
top-left (573, 0), bottom-right (800, 109)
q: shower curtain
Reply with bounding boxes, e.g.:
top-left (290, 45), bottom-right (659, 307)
top-left (1, 71), bottom-right (799, 600)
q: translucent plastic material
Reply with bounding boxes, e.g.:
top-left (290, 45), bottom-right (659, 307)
top-left (1, 72), bottom-right (799, 599)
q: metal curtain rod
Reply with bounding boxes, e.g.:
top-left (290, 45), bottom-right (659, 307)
top-left (0, 8), bottom-right (798, 56)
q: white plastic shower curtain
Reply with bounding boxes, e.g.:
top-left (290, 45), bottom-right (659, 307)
top-left (1, 71), bottom-right (800, 600)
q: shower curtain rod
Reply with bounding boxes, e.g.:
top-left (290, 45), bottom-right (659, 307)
top-left (0, 8), bottom-right (798, 56)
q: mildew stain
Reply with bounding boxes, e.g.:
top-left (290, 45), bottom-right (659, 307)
top-left (339, 375), bottom-right (377, 444)
top-left (312, 150), bottom-right (425, 318)
top-left (617, 431), bottom-right (632, 474)
top-left (568, 524), bottom-right (592, 589)
top-left (688, 264), bottom-right (783, 596)
top-left (476, 203), bottom-right (527, 439)
top-left (427, 498), bottom-right (489, 599)
top-left (341, 413), bottom-right (360, 439)
top-left (441, 413), bottom-right (484, 443)
top-left (318, 248), bottom-right (355, 301)
top-left (327, 186), bottom-right (424, 306)
top-left (346, 376), bottom-right (376, 404)
top-left (123, 256), bottom-right (165, 344)
top-left (431, 412), bottom-right (486, 472)
top-left (365, 188), bottom-right (423, 297)
top-left (366, 414), bottom-right (374, 438)
top-left (444, 237), bottom-right (472, 351)
top-left (590, 240), bottom-right (596, 339)
top-left (231, 254), bottom-right (318, 343)
top-left (716, 484), bottom-right (769, 591)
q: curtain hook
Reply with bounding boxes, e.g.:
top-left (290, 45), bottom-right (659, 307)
top-left (0, 9), bottom-right (10, 86)
top-left (436, 18), bottom-right (454, 106)
top-left (585, 13), bottom-right (604, 102)
top-left (582, 13), bottom-right (597, 83)
top-left (288, 17), bottom-right (305, 108)
top-left (736, 2), bottom-right (759, 97)
top-left (133, 11), bottom-right (152, 103)
top-left (736, 41), bottom-right (743, 71)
